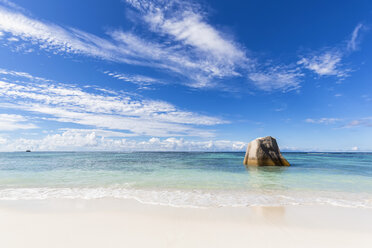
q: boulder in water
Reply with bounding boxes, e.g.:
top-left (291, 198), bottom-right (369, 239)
top-left (243, 136), bottom-right (290, 166)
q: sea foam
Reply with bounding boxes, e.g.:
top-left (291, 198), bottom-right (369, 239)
top-left (0, 187), bottom-right (371, 209)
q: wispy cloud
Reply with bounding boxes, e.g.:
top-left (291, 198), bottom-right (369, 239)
top-left (0, 1), bottom-right (366, 93)
top-left (59, 128), bottom-right (137, 137)
top-left (298, 24), bottom-right (366, 78)
top-left (299, 51), bottom-right (343, 77)
top-left (305, 118), bottom-right (340, 124)
top-left (103, 71), bottom-right (160, 86)
top-left (0, 0), bottom-right (25, 12)
top-left (274, 103), bottom-right (287, 112)
top-left (0, 6), bottom-right (115, 58)
top-left (0, 68), bottom-right (51, 82)
top-left (0, 2), bottom-right (249, 89)
top-left (0, 68), bottom-right (226, 137)
top-left (248, 66), bottom-right (303, 92)
top-left (0, 1), bottom-right (301, 92)
top-left (342, 118), bottom-right (372, 128)
top-left (126, 0), bottom-right (246, 61)
top-left (298, 50), bottom-right (348, 77)
top-left (0, 113), bottom-right (37, 131)
top-left (0, 4), bottom-right (193, 78)
top-left (305, 117), bottom-right (372, 129)
top-left (347, 23), bottom-right (364, 51)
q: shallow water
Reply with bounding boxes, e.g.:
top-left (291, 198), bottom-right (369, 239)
top-left (0, 152), bottom-right (371, 208)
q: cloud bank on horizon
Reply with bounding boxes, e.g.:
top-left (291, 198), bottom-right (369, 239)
top-left (0, 0), bottom-right (371, 151)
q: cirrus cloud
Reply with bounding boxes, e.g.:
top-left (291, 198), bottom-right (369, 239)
top-left (0, 68), bottom-right (226, 137)
top-left (0, 113), bottom-right (37, 131)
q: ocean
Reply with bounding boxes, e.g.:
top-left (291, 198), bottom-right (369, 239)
top-left (0, 152), bottom-right (371, 208)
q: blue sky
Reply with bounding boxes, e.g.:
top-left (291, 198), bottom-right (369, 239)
top-left (0, 0), bottom-right (371, 151)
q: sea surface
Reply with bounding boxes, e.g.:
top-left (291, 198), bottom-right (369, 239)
top-left (0, 152), bottom-right (372, 208)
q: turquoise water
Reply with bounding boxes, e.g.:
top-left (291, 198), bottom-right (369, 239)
top-left (0, 152), bottom-right (372, 208)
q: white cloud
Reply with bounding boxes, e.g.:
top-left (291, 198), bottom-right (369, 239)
top-left (0, 113), bottom-right (37, 130)
top-left (0, 69), bottom-right (226, 137)
top-left (351, 146), bottom-right (359, 151)
top-left (3, 1), bottom-right (364, 92)
top-left (344, 120), bottom-right (361, 127)
top-left (0, 6), bottom-right (124, 60)
top-left (305, 118), bottom-right (340, 124)
top-left (306, 117), bottom-right (372, 128)
top-left (347, 23), bottom-right (364, 51)
top-left (6, 36), bottom-right (17, 42)
top-left (0, 3), bottom-right (248, 89)
top-left (0, 4), bottom-right (196, 80)
top-left (107, 29), bottom-right (241, 88)
top-left (0, 0), bottom-right (24, 12)
top-left (103, 71), bottom-right (160, 86)
top-left (0, 129), bottom-right (246, 151)
top-left (123, 0), bottom-right (252, 88)
top-left (59, 128), bottom-right (137, 138)
top-left (248, 67), bottom-right (302, 92)
top-left (298, 51), bottom-right (347, 77)
top-left (342, 118), bottom-right (372, 128)
top-left (298, 24), bottom-right (366, 78)
top-left (139, 2), bottom-right (246, 62)
top-left (0, 67), bottom-right (51, 82)
top-left (0, 1), bottom-right (312, 92)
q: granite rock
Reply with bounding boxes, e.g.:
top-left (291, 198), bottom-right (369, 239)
top-left (243, 136), bottom-right (290, 166)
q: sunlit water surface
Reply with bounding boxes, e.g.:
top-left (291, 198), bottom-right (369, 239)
top-left (0, 152), bottom-right (371, 208)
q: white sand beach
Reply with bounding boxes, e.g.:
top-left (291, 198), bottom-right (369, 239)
top-left (0, 199), bottom-right (371, 248)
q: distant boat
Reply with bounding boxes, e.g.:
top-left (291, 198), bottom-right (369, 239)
top-left (26, 150), bottom-right (31, 152)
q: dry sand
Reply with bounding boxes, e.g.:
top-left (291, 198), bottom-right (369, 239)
top-left (0, 199), bottom-right (371, 248)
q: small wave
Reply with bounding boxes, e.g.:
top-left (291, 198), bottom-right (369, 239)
top-left (0, 187), bottom-right (371, 209)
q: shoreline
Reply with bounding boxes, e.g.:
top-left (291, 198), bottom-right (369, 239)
top-left (1, 198), bottom-right (372, 248)
top-left (1, 186), bottom-right (371, 209)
